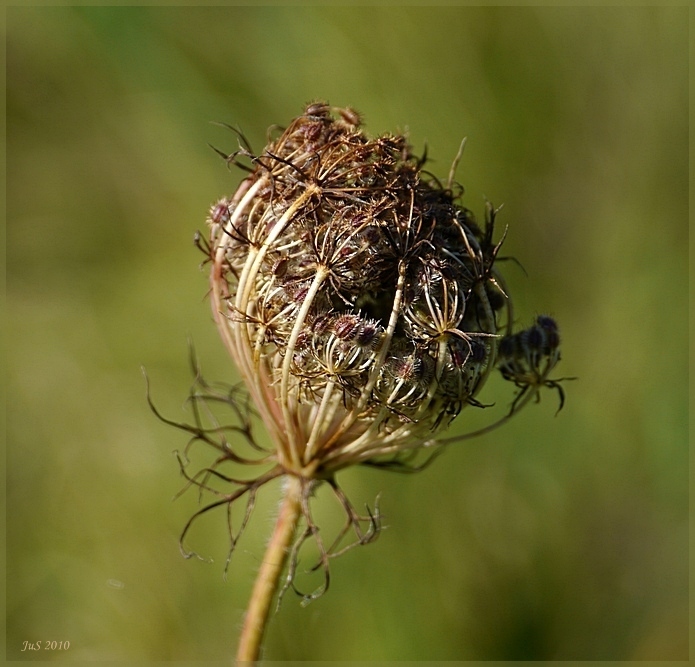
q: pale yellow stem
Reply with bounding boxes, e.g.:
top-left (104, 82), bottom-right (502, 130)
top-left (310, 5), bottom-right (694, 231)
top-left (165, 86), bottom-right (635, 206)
top-left (236, 475), bottom-right (303, 664)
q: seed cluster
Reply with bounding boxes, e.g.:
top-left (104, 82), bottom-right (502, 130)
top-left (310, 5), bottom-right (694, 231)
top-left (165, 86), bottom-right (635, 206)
top-left (208, 102), bottom-right (514, 476)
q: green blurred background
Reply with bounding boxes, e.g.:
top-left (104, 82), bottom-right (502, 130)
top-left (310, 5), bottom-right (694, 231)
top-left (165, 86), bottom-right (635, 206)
top-left (6, 5), bottom-right (688, 662)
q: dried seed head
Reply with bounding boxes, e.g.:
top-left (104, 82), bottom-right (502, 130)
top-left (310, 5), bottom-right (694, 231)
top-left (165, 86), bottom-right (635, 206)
top-left (207, 101), bottom-right (528, 476)
top-left (155, 102), bottom-right (569, 601)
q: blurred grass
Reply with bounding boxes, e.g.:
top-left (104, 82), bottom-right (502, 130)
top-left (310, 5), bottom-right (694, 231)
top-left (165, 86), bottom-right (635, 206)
top-left (6, 5), bottom-right (688, 662)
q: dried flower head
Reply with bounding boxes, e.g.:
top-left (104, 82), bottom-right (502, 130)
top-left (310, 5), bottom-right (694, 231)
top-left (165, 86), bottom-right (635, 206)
top-left (150, 102), bottom-right (569, 622)
top-left (207, 103), bottom-right (510, 477)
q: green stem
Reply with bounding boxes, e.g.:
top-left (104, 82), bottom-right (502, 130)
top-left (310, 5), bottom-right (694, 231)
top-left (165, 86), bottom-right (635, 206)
top-left (236, 475), bottom-right (302, 663)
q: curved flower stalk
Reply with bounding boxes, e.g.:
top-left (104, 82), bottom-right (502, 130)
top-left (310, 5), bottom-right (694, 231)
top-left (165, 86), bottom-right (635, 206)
top-left (152, 102), bottom-right (569, 662)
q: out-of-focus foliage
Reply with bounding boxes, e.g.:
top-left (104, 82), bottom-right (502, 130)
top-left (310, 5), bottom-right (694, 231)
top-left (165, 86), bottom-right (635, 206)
top-left (6, 6), bottom-right (687, 661)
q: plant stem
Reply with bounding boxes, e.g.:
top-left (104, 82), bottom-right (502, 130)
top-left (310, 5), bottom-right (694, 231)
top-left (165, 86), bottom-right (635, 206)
top-left (236, 475), bottom-right (302, 663)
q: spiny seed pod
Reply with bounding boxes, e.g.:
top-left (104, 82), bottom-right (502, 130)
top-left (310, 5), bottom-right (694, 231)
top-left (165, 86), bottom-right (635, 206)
top-left (208, 102), bottom-right (509, 476)
top-left (497, 315), bottom-right (570, 413)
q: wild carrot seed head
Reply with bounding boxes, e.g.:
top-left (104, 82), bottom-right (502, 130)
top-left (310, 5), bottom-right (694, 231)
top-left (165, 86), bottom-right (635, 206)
top-left (207, 102), bottom-right (513, 477)
top-left (151, 101), bottom-right (570, 599)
